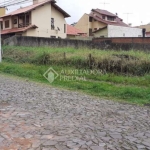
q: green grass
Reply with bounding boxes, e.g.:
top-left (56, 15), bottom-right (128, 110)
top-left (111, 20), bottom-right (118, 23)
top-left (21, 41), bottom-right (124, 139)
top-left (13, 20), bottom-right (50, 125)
top-left (3, 45), bottom-right (150, 76)
top-left (0, 61), bottom-right (150, 105)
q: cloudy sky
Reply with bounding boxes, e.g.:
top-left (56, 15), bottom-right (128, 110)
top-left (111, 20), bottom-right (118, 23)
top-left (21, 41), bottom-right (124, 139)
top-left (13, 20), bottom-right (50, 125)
top-left (1, 0), bottom-right (150, 26)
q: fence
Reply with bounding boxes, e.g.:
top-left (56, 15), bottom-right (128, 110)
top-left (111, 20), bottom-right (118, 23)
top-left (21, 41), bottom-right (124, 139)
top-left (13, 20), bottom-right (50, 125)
top-left (3, 36), bottom-right (150, 51)
top-left (3, 36), bottom-right (93, 49)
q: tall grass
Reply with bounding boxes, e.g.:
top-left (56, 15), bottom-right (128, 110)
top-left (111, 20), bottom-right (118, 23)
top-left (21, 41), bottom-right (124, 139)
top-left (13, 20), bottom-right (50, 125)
top-left (3, 46), bottom-right (150, 76)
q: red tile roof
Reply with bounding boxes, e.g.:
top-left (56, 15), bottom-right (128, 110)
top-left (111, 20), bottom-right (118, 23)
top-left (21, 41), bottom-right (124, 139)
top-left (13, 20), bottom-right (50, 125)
top-left (1, 0), bottom-right (70, 18)
top-left (1, 25), bottom-right (37, 35)
top-left (67, 24), bottom-right (86, 36)
top-left (92, 9), bottom-right (116, 17)
top-left (90, 9), bottom-right (128, 27)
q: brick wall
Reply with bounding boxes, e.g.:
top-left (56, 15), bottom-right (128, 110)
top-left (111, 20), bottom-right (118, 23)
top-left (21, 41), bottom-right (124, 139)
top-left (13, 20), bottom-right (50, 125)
top-left (92, 37), bottom-right (150, 50)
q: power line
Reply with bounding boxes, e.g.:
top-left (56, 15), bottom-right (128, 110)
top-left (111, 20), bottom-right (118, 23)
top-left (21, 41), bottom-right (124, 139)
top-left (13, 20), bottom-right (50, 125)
top-left (0, 0), bottom-right (32, 7)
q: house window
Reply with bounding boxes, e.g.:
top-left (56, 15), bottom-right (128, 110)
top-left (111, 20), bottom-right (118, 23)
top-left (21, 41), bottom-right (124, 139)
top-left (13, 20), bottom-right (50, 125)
top-left (1, 22), bottom-right (3, 29)
top-left (14, 19), bottom-right (17, 24)
top-left (102, 16), bottom-right (105, 20)
top-left (64, 24), bottom-right (66, 33)
top-left (89, 17), bottom-right (92, 22)
top-left (107, 16), bottom-right (115, 21)
top-left (51, 18), bottom-right (55, 30)
top-left (5, 20), bottom-right (9, 28)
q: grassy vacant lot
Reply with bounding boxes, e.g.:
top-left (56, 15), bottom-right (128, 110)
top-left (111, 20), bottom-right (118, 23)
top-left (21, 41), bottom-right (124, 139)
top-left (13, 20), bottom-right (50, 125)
top-left (0, 45), bottom-right (150, 105)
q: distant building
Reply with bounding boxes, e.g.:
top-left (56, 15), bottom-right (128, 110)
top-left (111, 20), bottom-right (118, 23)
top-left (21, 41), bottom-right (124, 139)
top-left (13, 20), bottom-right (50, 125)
top-left (75, 8), bottom-right (128, 37)
top-left (136, 24), bottom-right (150, 37)
top-left (67, 24), bottom-right (87, 39)
top-left (93, 25), bottom-right (143, 38)
top-left (0, 0), bottom-right (70, 38)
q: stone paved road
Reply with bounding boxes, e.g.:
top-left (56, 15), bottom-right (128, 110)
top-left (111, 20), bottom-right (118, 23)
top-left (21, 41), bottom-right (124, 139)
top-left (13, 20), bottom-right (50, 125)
top-left (0, 75), bottom-right (150, 150)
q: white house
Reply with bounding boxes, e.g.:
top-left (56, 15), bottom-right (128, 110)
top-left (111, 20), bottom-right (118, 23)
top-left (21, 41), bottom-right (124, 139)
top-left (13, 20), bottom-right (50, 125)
top-left (93, 25), bottom-right (143, 37)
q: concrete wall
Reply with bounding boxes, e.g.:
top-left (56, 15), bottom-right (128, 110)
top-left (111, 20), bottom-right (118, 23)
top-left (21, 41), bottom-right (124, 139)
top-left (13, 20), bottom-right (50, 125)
top-left (67, 35), bottom-right (92, 41)
top-left (108, 25), bottom-right (143, 37)
top-left (67, 35), bottom-right (76, 39)
top-left (4, 35), bottom-right (150, 51)
top-left (3, 36), bottom-right (93, 49)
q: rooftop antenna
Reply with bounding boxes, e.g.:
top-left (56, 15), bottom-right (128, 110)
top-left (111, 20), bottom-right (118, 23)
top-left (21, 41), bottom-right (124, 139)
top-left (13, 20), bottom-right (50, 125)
top-left (100, 1), bottom-right (109, 9)
top-left (123, 13), bottom-right (132, 24)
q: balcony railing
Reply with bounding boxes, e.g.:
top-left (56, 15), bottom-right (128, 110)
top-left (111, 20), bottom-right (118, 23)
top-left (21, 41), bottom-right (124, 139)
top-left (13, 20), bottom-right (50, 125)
top-left (18, 23), bottom-right (31, 28)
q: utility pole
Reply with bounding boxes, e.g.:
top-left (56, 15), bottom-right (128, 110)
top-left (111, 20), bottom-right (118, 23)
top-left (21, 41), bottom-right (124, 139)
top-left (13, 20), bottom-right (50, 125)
top-left (124, 13), bottom-right (132, 24)
top-left (100, 2), bottom-right (109, 9)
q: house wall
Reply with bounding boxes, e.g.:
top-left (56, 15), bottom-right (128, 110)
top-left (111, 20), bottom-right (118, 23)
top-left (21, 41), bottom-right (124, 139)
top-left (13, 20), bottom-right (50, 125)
top-left (108, 25), bottom-right (143, 37)
top-left (22, 28), bottom-right (37, 36)
top-left (31, 4), bottom-right (51, 37)
top-left (92, 20), bottom-right (106, 31)
top-left (51, 5), bottom-right (67, 38)
top-left (93, 28), bottom-right (108, 37)
top-left (75, 14), bottom-right (89, 36)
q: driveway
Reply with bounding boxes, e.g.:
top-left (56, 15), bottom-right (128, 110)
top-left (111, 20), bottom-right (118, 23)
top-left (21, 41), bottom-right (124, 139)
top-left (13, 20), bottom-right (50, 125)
top-left (0, 74), bottom-right (150, 150)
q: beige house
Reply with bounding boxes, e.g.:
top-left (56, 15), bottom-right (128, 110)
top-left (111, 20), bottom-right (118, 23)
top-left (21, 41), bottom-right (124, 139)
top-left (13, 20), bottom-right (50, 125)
top-left (0, 0), bottom-right (70, 38)
top-left (75, 9), bottom-right (128, 37)
top-left (136, 24), bottom-right (150, 37)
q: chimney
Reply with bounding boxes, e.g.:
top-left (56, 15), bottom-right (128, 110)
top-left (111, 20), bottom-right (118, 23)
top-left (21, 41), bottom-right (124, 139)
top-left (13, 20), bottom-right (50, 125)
top-left (0, 7), bottom-right (6, 17)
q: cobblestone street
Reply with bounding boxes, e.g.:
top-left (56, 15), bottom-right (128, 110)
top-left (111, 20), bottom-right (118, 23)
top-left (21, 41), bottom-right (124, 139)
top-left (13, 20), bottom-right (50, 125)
top-left (0, 75), bottom-right (150, 150)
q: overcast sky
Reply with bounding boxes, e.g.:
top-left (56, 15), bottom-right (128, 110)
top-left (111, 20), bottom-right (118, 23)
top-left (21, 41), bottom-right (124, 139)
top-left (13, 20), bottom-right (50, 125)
top-left (1, 0), bottom-right (150, 26)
